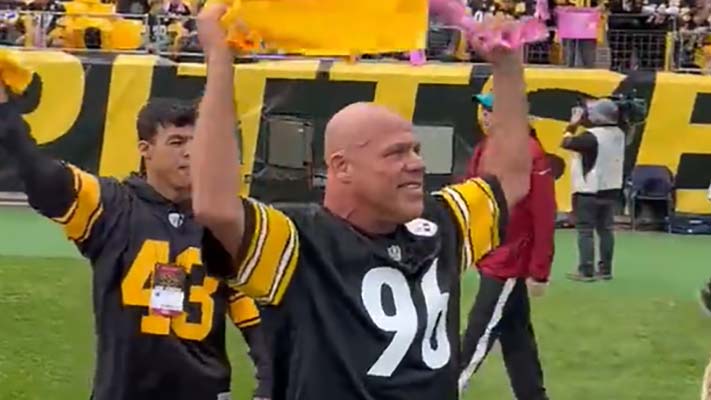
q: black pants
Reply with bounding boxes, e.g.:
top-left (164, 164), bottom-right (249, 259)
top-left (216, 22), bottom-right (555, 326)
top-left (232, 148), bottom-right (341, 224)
top-left (460, 274), bottom-right (548, 400)
top-left (573, 193), bottom-right (615, 276)
top-left (562, 39), bottom-right (597, 68)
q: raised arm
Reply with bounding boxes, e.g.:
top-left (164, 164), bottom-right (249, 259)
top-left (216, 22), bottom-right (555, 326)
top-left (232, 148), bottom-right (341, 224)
top-left (471, 24), bottom-right (532, 209)
top-left (0, 82), bottom-right (123, 257)
top-left (0, 83), bottom-right (75, 220)
top-left (192, 6), bottom-right (300, 306)
top-left (191, 4), bottom-right (245, 258)
top-left (435, 21), bottom-right (533, 269)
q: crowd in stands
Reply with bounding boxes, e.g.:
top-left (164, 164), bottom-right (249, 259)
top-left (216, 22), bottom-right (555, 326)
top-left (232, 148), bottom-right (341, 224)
top-left (427, 0), bottom-right (711, 71)
top-left (2, 0), bottom-right (711, 71)
top-left (0, 0), bottom-right (201, 54)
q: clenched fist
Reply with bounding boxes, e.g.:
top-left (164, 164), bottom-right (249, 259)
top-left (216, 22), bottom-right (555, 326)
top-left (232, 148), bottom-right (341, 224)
top-left (196, 3), bottom-right (232, 58)
top-left (467, 16), bottom-right (527, 69)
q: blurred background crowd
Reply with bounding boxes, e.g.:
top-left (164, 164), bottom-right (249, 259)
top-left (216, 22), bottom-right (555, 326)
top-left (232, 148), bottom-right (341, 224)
top-left (1, 0), bottom-right (711, 72)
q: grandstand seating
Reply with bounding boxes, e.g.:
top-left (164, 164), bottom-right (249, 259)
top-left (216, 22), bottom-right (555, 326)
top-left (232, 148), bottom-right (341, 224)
top-left (2, 0), bottom-right (711, 72)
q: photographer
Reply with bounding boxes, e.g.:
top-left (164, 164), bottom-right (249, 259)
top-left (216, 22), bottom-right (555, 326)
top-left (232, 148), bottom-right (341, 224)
top-left (562, 99), bottom-right (625, 282)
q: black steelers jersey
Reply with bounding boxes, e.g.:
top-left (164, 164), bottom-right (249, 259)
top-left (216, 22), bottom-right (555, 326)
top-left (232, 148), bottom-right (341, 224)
top-left (203, 176), bottom-right (507, 400)
top-left (41, 165), bottom-right (261, 400)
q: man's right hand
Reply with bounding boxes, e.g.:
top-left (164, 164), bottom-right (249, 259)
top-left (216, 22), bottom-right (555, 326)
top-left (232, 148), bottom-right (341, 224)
top-left (526, 278), bottom-right (547, 297)
top-left (196, 3), bottom-right (232, 59)
top-left (570, 106), bottom-right (584, 125)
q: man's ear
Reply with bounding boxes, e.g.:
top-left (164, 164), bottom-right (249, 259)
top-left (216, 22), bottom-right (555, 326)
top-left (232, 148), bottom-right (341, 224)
top-left (328, 151), bottom-right (352, 183)
top-left (138, 140), bottom-right (152, 161)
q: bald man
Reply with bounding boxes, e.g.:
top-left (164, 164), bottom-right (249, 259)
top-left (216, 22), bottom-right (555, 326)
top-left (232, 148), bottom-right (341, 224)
top-left (191, 5), bottom-right (532, 400)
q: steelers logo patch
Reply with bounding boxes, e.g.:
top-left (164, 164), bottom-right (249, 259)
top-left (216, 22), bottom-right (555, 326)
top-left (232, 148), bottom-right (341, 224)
top-left (404, 218), bottom-right (438, 237)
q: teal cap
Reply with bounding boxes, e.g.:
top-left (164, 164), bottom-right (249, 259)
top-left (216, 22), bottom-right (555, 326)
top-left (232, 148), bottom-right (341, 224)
top-left (473, 93), bottom-right (494, 110)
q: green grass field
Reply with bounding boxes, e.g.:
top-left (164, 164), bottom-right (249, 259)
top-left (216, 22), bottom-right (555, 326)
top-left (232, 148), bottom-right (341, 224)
top-left (1, 207), bottom-right (711, 399)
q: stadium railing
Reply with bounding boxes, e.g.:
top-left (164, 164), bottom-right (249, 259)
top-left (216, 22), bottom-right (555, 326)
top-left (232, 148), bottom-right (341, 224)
top-left (607, 27), bottom-right (674, 71)
top-left (673, 27), bottom-right (711, 73)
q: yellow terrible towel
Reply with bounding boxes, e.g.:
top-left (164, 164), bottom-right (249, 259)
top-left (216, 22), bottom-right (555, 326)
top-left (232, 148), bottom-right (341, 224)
top-left (215, 0), bottom-right (429, 56)
top-left (0, 50), bottom-right (33, 95)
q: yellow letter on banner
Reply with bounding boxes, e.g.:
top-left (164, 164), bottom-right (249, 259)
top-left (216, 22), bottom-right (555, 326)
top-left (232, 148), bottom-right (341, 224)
top-left (98, 55), bottom-right (157, 178)
top-left (235, 61), bottom-right (321, 196)
top-left (177, 60), bottom-right (322, 196)
top-left (15, 50), bottom-right (84, 145)
top-left (329, 62), bottom-right (473, 120)
top-left (479, 68), bottom-right (625, 212)
top-left (637, 72), bottom-right (711, 214)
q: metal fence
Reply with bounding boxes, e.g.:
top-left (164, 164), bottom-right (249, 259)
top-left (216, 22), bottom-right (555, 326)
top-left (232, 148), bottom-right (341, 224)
top-left (672, 27), bottom-right (711, 74)
top-left (1, 9), bottom-right (708, 72)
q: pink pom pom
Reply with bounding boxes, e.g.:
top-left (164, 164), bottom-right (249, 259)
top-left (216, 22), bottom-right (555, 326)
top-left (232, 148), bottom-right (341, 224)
top-left (465, 18), bottom-right (548, 51)
top-left (409, 50), bottom-right (427, 66)
top-left (429, 0), bottom-right (548, 56)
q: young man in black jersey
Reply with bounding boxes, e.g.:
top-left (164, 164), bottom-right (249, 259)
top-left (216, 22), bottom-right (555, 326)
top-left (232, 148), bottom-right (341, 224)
top-left (0, 78), bottom-right (272, 400)
top-left (192, 5), bottom-right (532, 399)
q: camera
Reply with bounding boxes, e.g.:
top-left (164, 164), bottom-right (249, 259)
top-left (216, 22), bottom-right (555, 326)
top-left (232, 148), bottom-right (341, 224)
top-left (576, 91), bottom-right (648, 127)
top-left (605, 91), bottom-right (648, 127)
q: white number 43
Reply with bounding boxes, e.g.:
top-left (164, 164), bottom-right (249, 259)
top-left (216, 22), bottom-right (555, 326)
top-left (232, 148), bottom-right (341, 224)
top-left (361, 259), bottom-right (451, 377)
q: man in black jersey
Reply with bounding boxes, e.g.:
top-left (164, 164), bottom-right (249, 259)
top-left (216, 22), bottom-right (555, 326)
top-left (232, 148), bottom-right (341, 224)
top-left (193, 6), bottom-right (532, 400)
top-left (0, 78), bottom-right (272, 400)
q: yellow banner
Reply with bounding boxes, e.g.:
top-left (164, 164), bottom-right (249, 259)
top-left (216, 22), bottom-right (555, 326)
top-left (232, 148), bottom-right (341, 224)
top-left (4, 50), bottom-right (711, 215)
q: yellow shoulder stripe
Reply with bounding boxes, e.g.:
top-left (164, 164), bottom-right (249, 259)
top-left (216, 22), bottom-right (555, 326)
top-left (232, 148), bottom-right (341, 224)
top-left (465, 178), bottom-right (501, 256)
top-left (51, 164), bottom-right (81, 225)
top-left (434, 177), bottom-right (502, 270)
top-left (54, 165), bottom-right (104, 242)
top-left (228, 293), bottom-right (261, 328)
top-left (229, 200), bottom-right (300, 306)
top-left (434, 186), bottom-right (474, 271)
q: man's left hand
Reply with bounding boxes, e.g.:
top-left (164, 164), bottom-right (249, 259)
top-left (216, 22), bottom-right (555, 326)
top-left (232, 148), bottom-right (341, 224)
top-left (467, 16), bottom-right (525, 69)
top-left (526, 278), bottom-right (547, 297)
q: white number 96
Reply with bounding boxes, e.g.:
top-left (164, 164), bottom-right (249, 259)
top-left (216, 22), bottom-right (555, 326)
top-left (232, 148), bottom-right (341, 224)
top-left (361, 259), bottom-right (451, 377)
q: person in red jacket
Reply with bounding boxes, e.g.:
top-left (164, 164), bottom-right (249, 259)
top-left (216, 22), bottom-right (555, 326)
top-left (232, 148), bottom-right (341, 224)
top-left (459, 93), bottom-right (556, 400)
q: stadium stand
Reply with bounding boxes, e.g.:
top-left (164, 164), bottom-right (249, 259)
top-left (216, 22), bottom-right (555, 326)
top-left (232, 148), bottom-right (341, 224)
top-left (0, 0), bottom-right (710, 70)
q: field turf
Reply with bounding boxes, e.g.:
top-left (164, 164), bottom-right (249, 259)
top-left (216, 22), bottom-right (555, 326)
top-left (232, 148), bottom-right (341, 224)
top-left (1, 207), bottom-right (710, 399)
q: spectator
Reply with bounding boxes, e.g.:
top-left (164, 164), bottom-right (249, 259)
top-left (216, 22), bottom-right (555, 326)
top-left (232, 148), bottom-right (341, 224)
top-left (0, 9), bottom-right (24, 46)
top-left (165, 0), bottom-right (191, 15)
top-left (116, 0), bottom-right (149, 14)
top-left (460, 93), bottom-right (555, 400)
top-left (553, 0), bottom-right (602, 68)
top-left (608, 0), bottom-right (673, 70)
top-left (19, 0), bottom-right (65, 47)
top-left (146, 0), bottom-right (169, 52)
